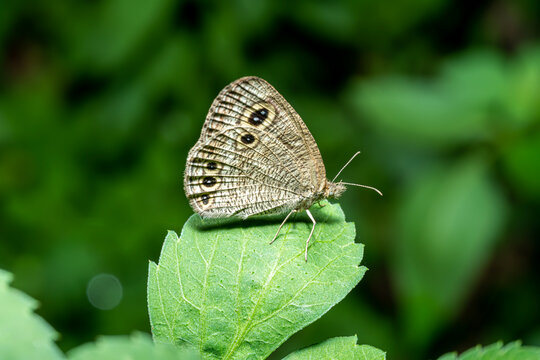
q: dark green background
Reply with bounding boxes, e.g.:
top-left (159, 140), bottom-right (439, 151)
top-left (1, 1), bottom-right (539, 359)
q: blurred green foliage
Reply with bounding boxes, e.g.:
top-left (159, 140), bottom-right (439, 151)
top-left (1, 0), bottom-right (539, 359)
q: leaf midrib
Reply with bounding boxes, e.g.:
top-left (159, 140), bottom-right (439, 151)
top-left (221, 222), bottom-right (292, 359)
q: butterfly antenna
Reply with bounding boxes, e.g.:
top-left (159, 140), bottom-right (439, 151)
top-left (332, 151), bottom-right (361, 182)
top-left (340, 182), bottom-right (383, 196)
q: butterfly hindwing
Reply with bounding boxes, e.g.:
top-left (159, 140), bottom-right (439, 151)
top-left (185, 126), bottom-right (308, 217)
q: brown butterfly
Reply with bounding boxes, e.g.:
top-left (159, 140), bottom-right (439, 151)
top-left (184, 76), bottom-right (381, 260)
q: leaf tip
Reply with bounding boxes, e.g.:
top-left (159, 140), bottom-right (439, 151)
top-left (165, 230), bottom-right (179, 240)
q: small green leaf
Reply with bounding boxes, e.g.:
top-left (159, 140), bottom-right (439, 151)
top-left (0, 269), bottom-right (64, 360)
top-left (282, 336), bottom-right (385, 360)
top-left (437, 341), bottom-right (540, 360)
top-left (148, 202), bottom-right (365, 359)
top-left (68, 332), bottom-right (199, 360)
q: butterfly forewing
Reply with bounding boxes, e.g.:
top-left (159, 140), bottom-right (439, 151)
top-left (206, 77), bottom-right (325, 183)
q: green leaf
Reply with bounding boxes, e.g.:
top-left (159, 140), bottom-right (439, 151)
top-left (282, 336), bottom-right (385, 360)
top-left (271, 295), bottom-right (395, 359)
top-left (68, 332), bottom-right (199, 360)
top-left (393, 156), bottom-right (507, 346)
top-left (148, 202), bottom-right (365, 359)
top-left (0, 269), bottom-right (64, 360)
top-left (437, 341), bottom-right (540, 360)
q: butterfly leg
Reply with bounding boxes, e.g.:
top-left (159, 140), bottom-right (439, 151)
top-left (317, 201), bottom-right (326, 208)
top-left (270, 210), bottom-right (296, 244)
top-left (304, 209), bottom-right (316, 262)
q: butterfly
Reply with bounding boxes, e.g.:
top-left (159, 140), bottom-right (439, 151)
top-left (184, 76), bottom-right (381, 261)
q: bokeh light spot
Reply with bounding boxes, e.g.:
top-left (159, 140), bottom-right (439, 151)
top-left (86, 273), bottom-right (123, 310)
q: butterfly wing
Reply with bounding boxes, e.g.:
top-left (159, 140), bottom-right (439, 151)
top-left (203, 77), bottom-right (326, 186)
top-left (184, 77), bottom-right (326, 218)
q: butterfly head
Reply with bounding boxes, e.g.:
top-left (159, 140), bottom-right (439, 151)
top-left (325, 180), bottom-right (347, 199)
